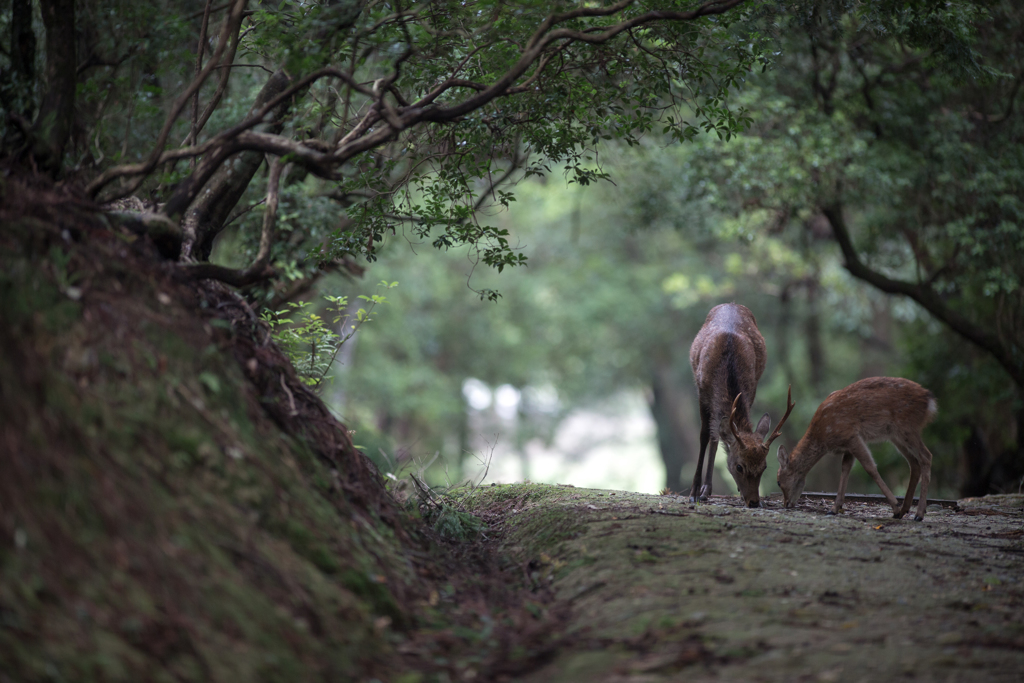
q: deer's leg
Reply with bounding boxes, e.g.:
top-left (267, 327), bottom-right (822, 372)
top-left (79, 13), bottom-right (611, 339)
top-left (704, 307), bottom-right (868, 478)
top-left (700, 436), bottom-right (719, 501)
top-left (689, 414), bottom-right (711, 502)
top-left (910, 437), bottom-right (934, 521)
top-left (830, 451), bottom-right (855, 515)
top-left (851, 437), bottom-right (902, 517)
top-left (895, 441), bottom-right (921, 520)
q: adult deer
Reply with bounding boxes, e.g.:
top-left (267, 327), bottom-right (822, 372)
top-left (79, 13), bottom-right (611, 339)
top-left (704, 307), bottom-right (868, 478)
top-left (776, 377), bottom-right (937, 521)
top-left (688, 303), bottom-right (793, 507)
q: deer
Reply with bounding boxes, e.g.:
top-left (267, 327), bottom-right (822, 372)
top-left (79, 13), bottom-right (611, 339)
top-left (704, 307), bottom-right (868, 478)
top-left (776, 376), bottom-right (938, 521)
top-left (688, 303), bottom-right (794, 507)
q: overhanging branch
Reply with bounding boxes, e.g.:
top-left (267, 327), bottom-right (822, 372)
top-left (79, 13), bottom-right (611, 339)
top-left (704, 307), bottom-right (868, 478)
top-left (180, 157), bottom-right (287, 285)
top-left (88, 0), bottom-right (751, 279)
top-left (822, 203), bottom-right (1024, 389)
top-left (419, 0), bottom-right (748, 122)
top-left (91, 0), bottom-right (747, 199)
top-left (84, 0), bottom-right (248, 198)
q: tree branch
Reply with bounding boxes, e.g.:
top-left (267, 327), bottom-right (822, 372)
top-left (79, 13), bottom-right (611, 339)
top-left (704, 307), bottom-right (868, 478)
top-left (173, 69), bottom-right (296, 260)
top-left (188, 10), bottom-right (244, 146)
top-left (87, 64), bottom-right (374, 199)
top-left (187, 0), bottom-right (215, 150)
top-left (107, 211), bottom-right (184, 259)
top-left (88, 0), bottom-right (748, 268)
top-left (91, 0), bottom-right (746, 200)
top-left (822, 203), bottom-right (1024, 389)
top-left (417, 0), bottom-right (747, 122)
top-left (180, 157), bottom-right (287, 285)
top-left (84, 0), bottom-right (247, 198)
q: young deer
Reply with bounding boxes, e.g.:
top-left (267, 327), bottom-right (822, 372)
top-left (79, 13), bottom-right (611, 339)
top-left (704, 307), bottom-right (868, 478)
top-left (776, 377), bottom-right (938, 521)
top-left (689, 303), bottom-right (793, 507)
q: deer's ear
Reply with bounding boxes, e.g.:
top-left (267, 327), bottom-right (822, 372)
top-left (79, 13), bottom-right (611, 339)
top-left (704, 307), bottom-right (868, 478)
top-left (777, 445), bottom-right (789, 468)
top-left (755, 413), bottom-right (771, 440)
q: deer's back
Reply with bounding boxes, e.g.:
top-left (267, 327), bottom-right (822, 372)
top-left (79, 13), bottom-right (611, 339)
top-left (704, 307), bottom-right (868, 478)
top-left (689, 303), bottom-right (767, 406)
top-left (807, 377), bottom-right (937, 445)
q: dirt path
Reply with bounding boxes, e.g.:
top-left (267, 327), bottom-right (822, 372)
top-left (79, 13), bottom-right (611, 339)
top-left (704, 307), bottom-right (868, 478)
top-left (470, 485), bottom-right (1024, 683)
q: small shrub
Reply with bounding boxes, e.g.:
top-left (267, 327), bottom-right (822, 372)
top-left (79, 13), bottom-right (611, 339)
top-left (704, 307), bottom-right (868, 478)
top-left (262, 281), bottom-right (397, 390)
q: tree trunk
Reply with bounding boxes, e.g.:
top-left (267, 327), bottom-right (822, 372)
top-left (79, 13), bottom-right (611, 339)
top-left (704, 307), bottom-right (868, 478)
top-left (805, 277), bottom-right (826, 395)
top-left (11, 0), bottom-right (35, 84)
top-left (777, 284), bottom-right (796, 389)
top-left (982, 402), bottom-right (1024, 495)
top-left (960, 423), bottom-right (991, 498)
top-left (169, 3), bottom-right (368, 262)
top-left (0, 0), bottom-right (36, 147)
top-left (32, 0), bottom-right (76, 175)
top-left (649, 360), bottom-right (697, 492)
top-left (176, 69), bottom-right (294, 261)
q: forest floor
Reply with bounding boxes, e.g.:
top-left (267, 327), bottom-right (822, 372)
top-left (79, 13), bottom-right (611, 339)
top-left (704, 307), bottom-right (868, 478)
top-left (466, 484), bottom-right (1024, 683)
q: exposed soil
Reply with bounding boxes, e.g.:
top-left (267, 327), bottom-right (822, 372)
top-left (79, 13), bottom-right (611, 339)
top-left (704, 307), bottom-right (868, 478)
top-left (468, 484), bottom-right (1024, 683)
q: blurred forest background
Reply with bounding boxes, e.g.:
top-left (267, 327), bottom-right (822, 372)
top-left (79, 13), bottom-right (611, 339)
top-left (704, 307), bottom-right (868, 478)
top-left (3, 0), bottom-right (1022, 499)
top-left (281, 2), bottom-right (1024, 501)
top-left (316, 128), bottom-right (1020, 500)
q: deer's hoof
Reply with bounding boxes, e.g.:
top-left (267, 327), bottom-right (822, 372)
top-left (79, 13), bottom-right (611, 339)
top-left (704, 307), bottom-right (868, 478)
top-left (892, 511), bottom-right (906, 519)
top-left (826, 510), bottom-right (836, 516)
top-left (914, 515), bottom-right (924, 522)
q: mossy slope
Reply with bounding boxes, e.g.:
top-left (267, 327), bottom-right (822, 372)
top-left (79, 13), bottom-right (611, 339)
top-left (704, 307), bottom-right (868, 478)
top-left (0, 182), bottom-right (417, 681)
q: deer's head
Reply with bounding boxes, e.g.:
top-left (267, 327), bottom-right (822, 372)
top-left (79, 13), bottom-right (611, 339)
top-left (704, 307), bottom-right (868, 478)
top-left (725, 386), bottom-right (795, 508)
top-left (775, 443), bottom-right (805, 509)
top-left (722, 411), bottom-right (771, 508)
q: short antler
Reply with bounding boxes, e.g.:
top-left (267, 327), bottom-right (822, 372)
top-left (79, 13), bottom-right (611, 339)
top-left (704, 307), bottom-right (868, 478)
top-left (763, 385), bottom-right (794, 448)
top-left (729, 393), bottom-right (743, 441)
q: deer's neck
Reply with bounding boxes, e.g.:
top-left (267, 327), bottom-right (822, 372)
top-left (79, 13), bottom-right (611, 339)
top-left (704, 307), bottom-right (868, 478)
top-left (788, 437), bottom-right (826, 478)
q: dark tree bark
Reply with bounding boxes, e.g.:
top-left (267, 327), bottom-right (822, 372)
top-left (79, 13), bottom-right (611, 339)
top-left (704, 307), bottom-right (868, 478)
top-left (32, 0), bottom-right (77, 175)
top-left (10, 0), bottom-right (35, 82)
top-left (649, 360), bottom-right (697, 492)
top-left (960, 424), bottom-right (992, 498)
top-left (777, 284), bottom-right (795, 386)
top-left (0, 0), bottom-right (37, 143)
top-left (174, 70), bottom-right (294, 261)
top-left (168, 2), bottom-right (369, 263)
top-left (804, 278), bottom-right (825, 395)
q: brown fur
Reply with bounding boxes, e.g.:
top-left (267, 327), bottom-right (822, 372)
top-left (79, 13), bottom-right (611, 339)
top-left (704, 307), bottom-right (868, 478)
top-left (689, 304), bottom-right (787, 507)
top-left (776, 377), bottom-right (938, 520)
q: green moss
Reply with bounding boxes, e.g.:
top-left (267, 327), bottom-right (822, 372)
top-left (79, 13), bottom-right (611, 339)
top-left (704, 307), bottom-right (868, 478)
top-left (340, 569), bottom-right (403, 623)
top-left (0, 212), bottom-right (413, 682)
top-left (282, 520), bottom-right (342, 575)
top-left (505, 507), bottom-right (586, 561)
top-left (430, 507), bottom-right (486, 541)
top-left (0, 254), bottom-right (80, 332)
top-left (463, 483), bottom-right (568, 507)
